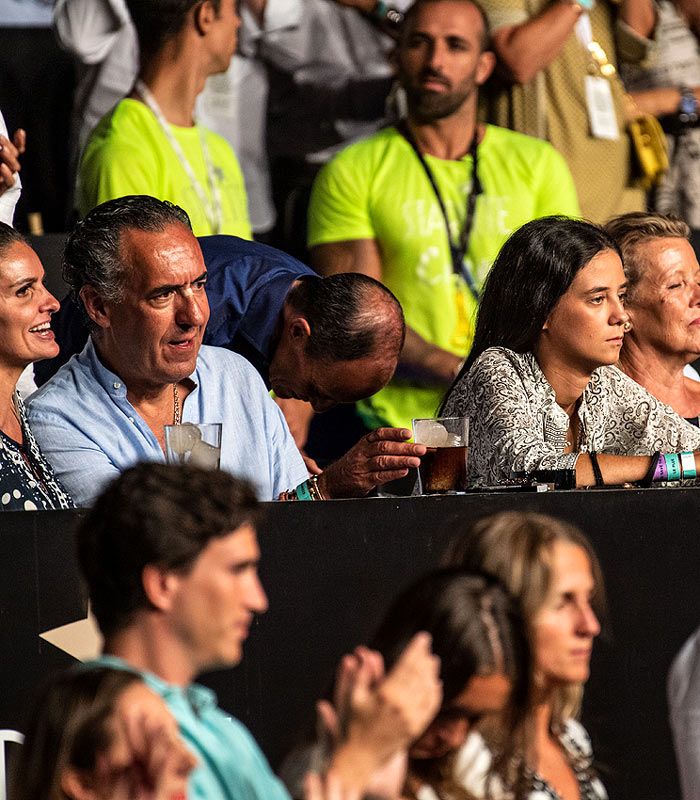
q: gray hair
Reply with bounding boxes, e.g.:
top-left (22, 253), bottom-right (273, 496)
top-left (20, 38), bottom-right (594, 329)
top-left (605, 212), bottom-right (690, 298)
top-left (63, 195), bottom-right (192, 307)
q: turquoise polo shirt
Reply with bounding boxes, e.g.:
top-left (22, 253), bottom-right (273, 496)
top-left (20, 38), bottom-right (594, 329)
top-left (89, 655), bottom-right (291, 800)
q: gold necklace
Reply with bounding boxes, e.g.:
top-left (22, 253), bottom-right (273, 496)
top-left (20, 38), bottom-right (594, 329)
top-left (173, 383), bottom-right (181, 425)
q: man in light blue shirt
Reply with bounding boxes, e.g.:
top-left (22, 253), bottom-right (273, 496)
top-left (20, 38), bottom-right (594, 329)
top-left (28, 194), bottom-right (426, 504)
top-left (28, 336), bottom-right (307, 505)
top-left (27, 195), bottom-right (309, 506)
top-left (78, 463), bottom-right (442, 799)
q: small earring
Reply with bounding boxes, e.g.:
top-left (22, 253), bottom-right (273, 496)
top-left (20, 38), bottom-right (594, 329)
top-left (623, 321), bottom-right (632, 332)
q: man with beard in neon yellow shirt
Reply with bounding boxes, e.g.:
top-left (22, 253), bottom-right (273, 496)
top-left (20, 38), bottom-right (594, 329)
top-left (308, 0), bottom-right (580, 431)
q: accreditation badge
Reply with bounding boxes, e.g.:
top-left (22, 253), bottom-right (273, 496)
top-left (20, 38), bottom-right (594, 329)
top-left (584, 76), bottom-right (620, 140)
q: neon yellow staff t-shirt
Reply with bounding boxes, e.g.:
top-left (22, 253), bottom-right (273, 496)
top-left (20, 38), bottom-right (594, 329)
top-left (308, 124), bottom-right (581, 431)
top-left (78, 98), bottom-right (252, 239)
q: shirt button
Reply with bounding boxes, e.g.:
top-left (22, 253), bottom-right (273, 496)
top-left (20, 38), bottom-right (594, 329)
top-left (113, 382), bottom-right (121, 389)
top-left (128, 417), bottom-right (135, 424)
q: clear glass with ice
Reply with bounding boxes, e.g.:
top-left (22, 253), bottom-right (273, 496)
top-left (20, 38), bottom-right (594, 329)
top-left (164, 422), bottom-right (222, 470)
top-left (412, 417), bottom-right (469, 494)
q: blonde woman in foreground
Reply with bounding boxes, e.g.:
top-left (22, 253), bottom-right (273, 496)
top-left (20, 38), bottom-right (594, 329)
top-left (445, 512), bottom-right (607, 800)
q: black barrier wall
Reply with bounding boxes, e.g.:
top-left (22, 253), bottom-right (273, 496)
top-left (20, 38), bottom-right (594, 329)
top-left (1, 489), bottom-right (699, 800)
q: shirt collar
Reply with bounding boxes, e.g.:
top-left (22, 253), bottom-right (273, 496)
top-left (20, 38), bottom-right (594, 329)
top-left (87, 653), bottom-right (218, 713)
top-left (84, 337), bottom-right (200, 398)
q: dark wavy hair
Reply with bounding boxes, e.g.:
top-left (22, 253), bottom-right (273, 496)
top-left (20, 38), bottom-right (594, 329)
top-left (77, 462), bottom-right (259, 638)
top-left (369, 569), bottom-right (531, 800)
top-left (126, 0), bottom-right (222, 62)
top-left (63, 195), bottom-right (191, 308)
top-left (0, 221), bottom-right (27, 258)
top-left (440, 217), bottom-right (620, 411)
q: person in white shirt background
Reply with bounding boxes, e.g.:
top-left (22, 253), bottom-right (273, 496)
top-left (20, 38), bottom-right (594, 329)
top-left (0, 111), bottom-right (25, 228)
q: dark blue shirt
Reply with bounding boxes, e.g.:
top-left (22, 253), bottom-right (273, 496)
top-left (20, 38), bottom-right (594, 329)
top-left (200, 235), bottom-right (314, 378)
top-left (34, 235), bottom-right (315, 386)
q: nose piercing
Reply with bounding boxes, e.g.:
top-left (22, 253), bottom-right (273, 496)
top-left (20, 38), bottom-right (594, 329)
top-left (623, 321), bottom-right (632, 332)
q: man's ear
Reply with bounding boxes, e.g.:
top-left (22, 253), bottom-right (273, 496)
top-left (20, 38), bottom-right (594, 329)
top-left (193, 0), bottom-right (218, 35)
top-left (142, 565), bottom-right (182, 613)
top-left (289, 317), bottom-right (312, 342)
top-left (476, 50), bottom-right (496, 85)
top-left (60, 768), bottom-right (98, 800)
top-left (79, 286), bottom-right (111, 331)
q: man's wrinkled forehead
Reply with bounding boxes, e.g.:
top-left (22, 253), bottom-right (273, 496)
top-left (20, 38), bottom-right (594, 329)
top-left (117, 223), bottom-right (204, 293)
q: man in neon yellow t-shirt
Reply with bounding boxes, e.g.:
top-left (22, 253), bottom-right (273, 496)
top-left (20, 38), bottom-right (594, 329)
top-left (78, 0), bottom-right (252, 239)
top-left (308, 0), bottom-right (580, 431)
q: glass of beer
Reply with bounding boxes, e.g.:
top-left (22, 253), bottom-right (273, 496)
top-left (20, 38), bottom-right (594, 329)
top-left (412, 417), bottom-right (469, 494)
top-left (164, 422), bottom-right (222, 470)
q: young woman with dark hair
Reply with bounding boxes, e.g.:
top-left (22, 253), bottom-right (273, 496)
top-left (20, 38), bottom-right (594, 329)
top-left (441, 216), bottom-right (700, 488)
top-left (368, 569), bottom-right (531, 800)
top-left (281, 570), bottom-right (531, 800)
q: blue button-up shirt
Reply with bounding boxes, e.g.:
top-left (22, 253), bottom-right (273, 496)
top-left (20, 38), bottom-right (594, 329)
top-left (89, 655), bottom-right (291, 800)
top-left (200, 235), bottom-right (314, 379)
top-left (27, 340), bottom-right (308, 506)
top-left (34, 235), bottom-right (314, 386)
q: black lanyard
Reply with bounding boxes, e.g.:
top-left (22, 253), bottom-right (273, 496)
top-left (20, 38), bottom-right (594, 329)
top-left (398, 120), bottom-right (483, 302)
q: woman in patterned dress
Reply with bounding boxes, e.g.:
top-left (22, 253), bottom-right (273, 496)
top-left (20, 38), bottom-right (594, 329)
top-left (441, 216), bottom-right (700, 487)
top-left (445, 512), bottom-right (608, 800)
top-left (0, 222), bottom-right (74, 510)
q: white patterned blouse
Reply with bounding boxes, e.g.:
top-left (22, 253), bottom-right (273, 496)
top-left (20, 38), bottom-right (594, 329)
top-left (441, 347), bottom-right (700, 486)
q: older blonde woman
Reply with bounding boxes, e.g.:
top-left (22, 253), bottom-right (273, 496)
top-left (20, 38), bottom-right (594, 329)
top-left (606, 213), bottom-right (700, 424)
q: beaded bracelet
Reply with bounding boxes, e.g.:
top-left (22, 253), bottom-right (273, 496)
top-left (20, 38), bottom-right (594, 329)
top-left (286, 475), bottom-right (326, 502)
top-left (371, 0), bottom-right (404, 29)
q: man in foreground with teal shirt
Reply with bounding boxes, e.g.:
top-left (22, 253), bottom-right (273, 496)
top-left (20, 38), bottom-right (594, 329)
top-left (77, 462), bottom-right (442, 799)
top-left (308, 0), bottom-right (581, 431)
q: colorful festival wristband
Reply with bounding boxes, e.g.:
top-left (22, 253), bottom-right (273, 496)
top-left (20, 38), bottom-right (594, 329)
top-left (652, 453), bottom-right (668, 482)
top-left (680, 451), bottom-right (697, 479)
top-left (664, 453), bottom-right (682, 482)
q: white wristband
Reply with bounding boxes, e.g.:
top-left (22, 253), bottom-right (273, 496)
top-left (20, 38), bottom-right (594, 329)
top-left (680, 451), bottom-right (696, 479)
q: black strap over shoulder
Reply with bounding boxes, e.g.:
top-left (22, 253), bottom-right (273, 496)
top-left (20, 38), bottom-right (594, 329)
top-left (397, 119), bottom-right (483, 301)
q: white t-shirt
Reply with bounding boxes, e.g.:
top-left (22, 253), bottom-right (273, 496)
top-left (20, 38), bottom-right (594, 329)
top-left (0, 110), bottom-right (21, 226)
top-left (668, 626), bottom-right (700, 800)
top-left (416, 723), bottom-right (607, 800)
top-left (0, 0), bottom-right (53, 26)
